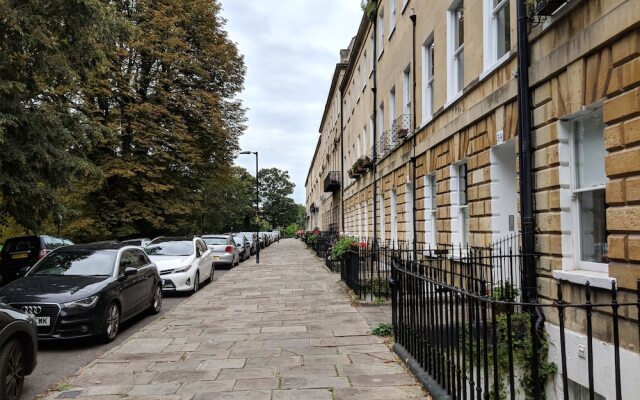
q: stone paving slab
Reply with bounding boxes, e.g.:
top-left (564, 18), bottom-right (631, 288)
top-left (44, 239), bottom-right (430, 399)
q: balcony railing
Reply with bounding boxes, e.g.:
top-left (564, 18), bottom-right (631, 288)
top-left (323, 171), bottom-right (341, 193)
top-left (391, 114), bottom-right (412, 140)
top-left (377, 131), bottom-right (390, 159)
top-left (532, 0), bottom-right (566, 16)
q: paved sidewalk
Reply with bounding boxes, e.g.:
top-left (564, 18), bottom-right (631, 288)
top-left (45, 239), bottom-right (430, 400)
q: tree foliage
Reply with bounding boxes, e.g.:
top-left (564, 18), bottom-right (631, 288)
top-left (257, 168), bottom-right (299, 229)
top-left (0, 0), bottom-right (124, 231)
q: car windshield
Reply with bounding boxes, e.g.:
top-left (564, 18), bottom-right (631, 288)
top-left (233, 236), bottom-right (244, 244)
top-left (145, 241), bottom-right (194, 256)
top-left (29, 250), bottom-right (116, 276)
top-left (203, 238), bottom-right (228, 245)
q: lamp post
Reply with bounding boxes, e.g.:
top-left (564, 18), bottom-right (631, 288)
top-left (239, 151), bottom-right (260, 264)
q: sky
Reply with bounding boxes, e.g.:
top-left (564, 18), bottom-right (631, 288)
top-left (220, 0), bottom-right (363, 204)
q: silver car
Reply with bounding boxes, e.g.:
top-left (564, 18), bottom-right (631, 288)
top-left (202, 235), bottom-right (240, 269)
top-left (233, 235), bottom-right (251, 261)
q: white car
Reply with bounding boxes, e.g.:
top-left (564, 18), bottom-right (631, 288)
top-left (145, 237), bottom-right (214, 293)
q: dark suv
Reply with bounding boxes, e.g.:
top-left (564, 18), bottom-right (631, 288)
top-left (0, 236), bottom-right (74, 284)
top-left (0, 303), bottom-right (38, 400)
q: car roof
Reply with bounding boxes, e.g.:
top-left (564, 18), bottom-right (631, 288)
top-left (58, 241), bottom-right (124, 252)
top-left (149, 236), bottom-right (195, 243)
top-left (202, 235), bottom-right (231, 239)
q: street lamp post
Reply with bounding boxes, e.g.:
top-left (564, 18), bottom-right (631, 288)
top-left (240, 151), bottom-right (260, 264)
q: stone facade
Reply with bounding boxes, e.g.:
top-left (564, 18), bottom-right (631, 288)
top-left (306, 2), bottom-right (639, 393)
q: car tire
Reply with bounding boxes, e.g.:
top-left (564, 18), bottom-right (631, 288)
top-left (193, 271), bottom-right (200, 293)
top-left (149, 284), bottom-right (162, 315)
top-left (0, 339), bottom-right (25, 400)
top-left (100, 302), bottom-right (120, 343)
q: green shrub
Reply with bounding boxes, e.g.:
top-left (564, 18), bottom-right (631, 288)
top-left (371, 323), bottom-right (393, 337)
top-left (331, 236), bottom-right (357, 261)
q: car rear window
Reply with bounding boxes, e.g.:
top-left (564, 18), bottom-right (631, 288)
top-left (29, 250), bottom-right (117, 276)
top-left (2, 237), bottom-right (39, 257)
top-left (145, 241), bottom-right (194, 256)
top-left (203, 238), bottom-right (228, 245)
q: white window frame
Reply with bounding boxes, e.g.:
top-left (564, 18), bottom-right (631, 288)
top-left (422, 37), bottom-right (435, 123)
top-left (483, 0), bottom-right (511, 71)
top-left (424, 174), bottom-right (438, 251)
top-left (450, 162), bottom-right (469, 250)
top-left (403, 66), bottom-right (411, 117)
top-left (389, 0), bottom-right (396, 37)
top-left (378, 9), bottom-right (385, 59)
top-left (379, 193), bottom-right (386, 244)
top-left (363, 200), bottom-right (369, 239)
top-left (555, 107), bottom-right (611, 287)
top-left (447, 0), bottom-right (464, 100)
top-left (391, 188), bottom-right (398, 245)
top-left (369, 115), bottom-right (375, 155)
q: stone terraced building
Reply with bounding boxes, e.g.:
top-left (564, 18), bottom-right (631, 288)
top-left (306, 0), bottom-right (640, 398)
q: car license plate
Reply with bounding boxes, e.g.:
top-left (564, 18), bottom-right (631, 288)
top-left (12, 253), bottom-right (29, 260)
top-left (30, 316), bottom-right (50, 327)
top-left (212, 256), bottom-right (219, 261)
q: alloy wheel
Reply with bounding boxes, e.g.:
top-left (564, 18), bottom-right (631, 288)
top-left (4, 342), bottom-right (24, 400)
top-left (153, 285), bottom-right (162, 312)
top-left (194, 272), bottom-right (200, 293)
top-left (106, 304), bottom-right (120, 340)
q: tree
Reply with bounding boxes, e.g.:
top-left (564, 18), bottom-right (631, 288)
top-left (257, 168), bottom-right (299, 228)
top-left (0, 0), bottom-right (126, 232)
top-left (68, 0), bottom-right (246, 240)
top-left (199, 166), bottom-right (254, 234)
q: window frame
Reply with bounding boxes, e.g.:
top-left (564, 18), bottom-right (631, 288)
top-left (568, 111), bottom-right (608, 273)
top-left (389, 0), bottom-right (396, 37)
top-left (422, 36), bottom-right (435, 123)
top-left (483, 0), bottom-right (511, 71)
top-left (403, 66), bottom-right (411, 117)
top-left (447, 0), bottom-right (464, 100)
top-left (450, 162), bottom-right (469, 250)
top-left (424, 174), bottom-right (438, 251)
top-left (377, 9), bottom-right (385, 59)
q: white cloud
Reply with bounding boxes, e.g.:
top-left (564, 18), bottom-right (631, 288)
top-left (220, 0), bottom-right (363, 204)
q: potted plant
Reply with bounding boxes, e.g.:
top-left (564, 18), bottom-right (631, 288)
top-left (354, 158), bottom-right (366, 174)
top-left (361, 0), bottom-right (377, 21)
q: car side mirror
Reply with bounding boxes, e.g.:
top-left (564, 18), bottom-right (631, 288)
top-left (119, 267), bottom-right (137, 281)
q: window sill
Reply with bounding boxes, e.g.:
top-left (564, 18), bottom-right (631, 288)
top-left (479, 52), bottom-right (511, 82)
top-left (378, 49), bottom-right (384, 61)
top-left (552, 270), bottom-right (615, 289)
top-left (389, 27), bottom-right (396, 41)
top-left (401, 1), bottom-right (410, 15)
top-left (444, 91), bottom-right (463, 109)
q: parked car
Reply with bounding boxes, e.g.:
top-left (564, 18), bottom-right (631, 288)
top-left (239, 232), bottom-right (257, 255)
top-left (120, 238), bottom-right (151, 247)
top-left (0, 236), bottom-right (74, 285)
top-left (145, 237), bottom-right (214, 293)
top-left (201, 235), bottom-right (240, 269)
top-left (233, 235), bottom-right (251, 261)
top-left (0, 303), bottom-right (38, 400)
top-left (0, 242), bottom-right (162, 342)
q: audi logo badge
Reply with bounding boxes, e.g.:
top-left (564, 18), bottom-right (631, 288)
top-left (21, 305), bottom-right (42, 315)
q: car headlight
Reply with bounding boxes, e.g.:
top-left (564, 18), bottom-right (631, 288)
top-left (172, 264), bottom-right (192, 274)
top-left (64, 295), bottom-right (99, 309)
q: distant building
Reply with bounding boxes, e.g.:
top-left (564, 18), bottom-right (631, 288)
top-left (306, 0), bottom-right (640, 398)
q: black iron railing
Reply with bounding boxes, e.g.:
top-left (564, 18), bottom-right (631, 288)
top-left (388, 242), bottom-right (640, 400)
top-left (323, 171), bottom-right (340, 193)
top-left (392, 114), bottom-right (412, 140)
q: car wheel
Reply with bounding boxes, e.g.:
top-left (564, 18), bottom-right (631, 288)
top-left (100, 302), bottom-right (120, 343)
top-left (207, 265), bottom-right (214, 283)
top-left (149, 284), bottom-right (162, 314)
top-left (0, 340), bottom-right (25, 400)
top-left (193, 271), bottom-right (200, 293)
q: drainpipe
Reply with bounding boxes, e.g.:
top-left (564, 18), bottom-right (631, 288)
top-left (410, 9), bottom-right (418, 261)
top-left (372, 10), bottom-right (378, 247)
top-left (341, 88), bottom-right (345, 234)
top-left (516, 0), bottom-right (537, 303)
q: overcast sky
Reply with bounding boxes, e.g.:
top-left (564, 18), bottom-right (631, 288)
top-left (220, 0), bottom-right (363, 204)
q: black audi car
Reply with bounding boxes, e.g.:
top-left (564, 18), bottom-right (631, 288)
top-left (0, 243), bottom-right (162, 342)
top-left (0, 303), bottom-right (38, 400)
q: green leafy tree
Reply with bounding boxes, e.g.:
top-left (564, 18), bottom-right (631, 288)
top-left (0, 0), bottom-right (126, 232)
top-left (199, 166), bottom-right (254, 234)
top-left (257, 168), bottom-right (299, 228)
top-left (69, 0), bottom-right (246, 240)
